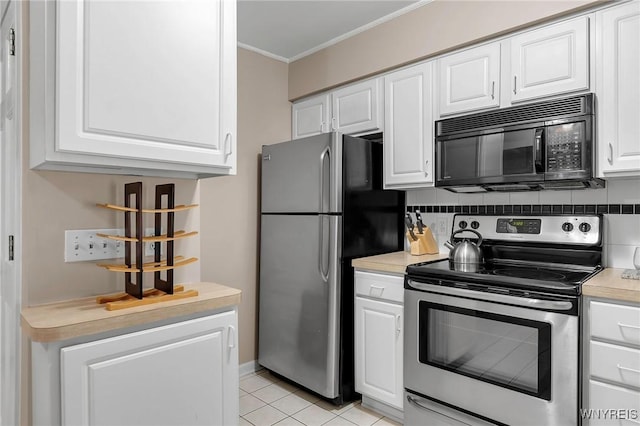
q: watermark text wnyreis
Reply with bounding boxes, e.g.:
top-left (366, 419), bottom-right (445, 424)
top-left (580, 409), bottom-right (639, 420)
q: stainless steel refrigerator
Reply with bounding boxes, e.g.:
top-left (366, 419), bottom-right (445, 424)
top-left (258, 132), bottom-right (405, 403)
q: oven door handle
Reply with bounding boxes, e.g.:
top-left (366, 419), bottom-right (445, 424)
top-left (407, 280), bottom-right (574, 311)
top-left (407, 395), bottom-right (473, 425)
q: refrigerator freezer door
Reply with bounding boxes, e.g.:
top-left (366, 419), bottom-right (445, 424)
top-left (261, 133), bottom-right (342, 214)
top-left (258, 214), bottom-right (341, 398)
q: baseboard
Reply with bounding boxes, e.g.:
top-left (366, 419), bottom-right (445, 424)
top-left (239, 360), bottom-right (264, 377)
top-left (361, 395), bottom-right (403, 423)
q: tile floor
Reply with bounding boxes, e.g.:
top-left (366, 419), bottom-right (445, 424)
top-left (239, 369), bottom-right (400, 426)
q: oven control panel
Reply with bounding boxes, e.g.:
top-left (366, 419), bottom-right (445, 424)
top-left (452, 215), bottom-right (601, 245)
top-left (496, 218), bottom-right (541, 234)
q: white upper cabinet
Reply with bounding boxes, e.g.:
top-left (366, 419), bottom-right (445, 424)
top-left (292, 94), bottom-right (330, 139)
top-left (292, 78), bottom-right (383, 139)
top-left (438, 42), bottom-right (501, 116)
top-left (595, 1), bottom-right (640, 177)
top-left (30, 0), bottom-right (237, 178)
top-left (510, 17), bottom-right (589, 103)
top-left (435, 16), bottom-right (590, 117)
top-left (384, 62), bottom-right (434, 189)
top-left (331, 78), bottom-right (383, 135)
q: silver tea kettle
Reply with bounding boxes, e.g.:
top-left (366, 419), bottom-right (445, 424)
top-left (444, 229), bottom-right (484, 272)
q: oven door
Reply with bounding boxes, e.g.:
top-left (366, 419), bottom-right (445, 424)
top-left (404, 280), bottom-right (579, 426)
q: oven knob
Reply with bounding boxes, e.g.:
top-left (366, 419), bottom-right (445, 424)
top-left (471, 221), bottom-right (480, 230)
top-left (579, 222), bottom-right (591, 233)
top-left (562, 222), bottom-right (574, 232)
top-left (458, 221), bottom-right (468, 229)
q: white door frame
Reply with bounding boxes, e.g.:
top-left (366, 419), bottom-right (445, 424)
top-left (0, 0), bottom-right (22, 425)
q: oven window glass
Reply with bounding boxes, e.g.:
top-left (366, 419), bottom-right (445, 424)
top-left (418, 302), bottom-right (551, 400)
top-left (439, 128), bottom-right (536, 181)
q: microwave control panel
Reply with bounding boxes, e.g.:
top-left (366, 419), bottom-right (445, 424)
top-left (546, 123), bottom-right (584, 171)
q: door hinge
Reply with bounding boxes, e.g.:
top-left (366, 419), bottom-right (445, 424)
top-left (9, 28), bottom-right (15, 56)
top-left (9, 235), bottom-right (14, 261)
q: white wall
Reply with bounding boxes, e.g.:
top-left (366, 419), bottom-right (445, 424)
top-left (406, 178), bottom-right (640, 269)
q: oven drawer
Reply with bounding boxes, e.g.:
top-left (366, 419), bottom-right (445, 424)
top-left (587, 381), bottom-right (640, 425)
top-left (354, 271), bottom-right (403, 303)
top-left (404, 391), bottom-right (496, 426)
top-left (590, 341), bottom-right (640, 389)
top-left (590, 301), bottom-right (640, 346)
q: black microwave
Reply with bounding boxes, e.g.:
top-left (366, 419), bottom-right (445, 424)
top-left (435, 93), bottom-right (604, 192)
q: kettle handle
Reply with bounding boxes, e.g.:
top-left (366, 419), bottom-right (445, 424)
top-left (451, 229), bottom-right (483, 246)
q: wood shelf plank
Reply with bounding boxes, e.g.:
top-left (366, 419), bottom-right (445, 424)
top-left (96, 230), bottom-right (198, 243)
top-left (98, 257), bottom-right (198, 273)
top-left (97, 203), bottom-right (199, 213)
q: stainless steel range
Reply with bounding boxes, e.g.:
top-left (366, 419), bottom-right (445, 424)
top-left (404, 214), bottom-right (603, 426)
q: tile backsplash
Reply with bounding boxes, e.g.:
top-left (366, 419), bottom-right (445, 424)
top-left (405, 177), bottom-right (640, 269)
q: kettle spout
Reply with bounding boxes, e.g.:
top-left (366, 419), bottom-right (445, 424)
top-left (444, 241), bottom-right (454, 250)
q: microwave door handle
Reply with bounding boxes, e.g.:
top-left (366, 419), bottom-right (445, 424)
top-left (534, 128), bottom-right (544, 173)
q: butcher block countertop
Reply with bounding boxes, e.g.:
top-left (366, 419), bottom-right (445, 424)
top-left (352, 251), bottom-right (448, 275)
top-left (583, 268), bottom-right (640, 303)
top-left (21, 282), bottom-right (241, 343)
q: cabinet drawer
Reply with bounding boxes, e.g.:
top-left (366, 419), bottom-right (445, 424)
top-left (588, 380), bottom-right (640, 425)
top-left (591, 301), bottom-right (640, 346)
top-left (355, 271), bottom-right (403, 303)
top-left (591, 341), bottom-right (640, 389)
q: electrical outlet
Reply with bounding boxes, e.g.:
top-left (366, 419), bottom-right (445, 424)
top-left (438, 217), bottom-right (448, 235)
top-left (65, 227), bottom-right (163, 262)
top-left (144, 227), bottom-right (164, 257)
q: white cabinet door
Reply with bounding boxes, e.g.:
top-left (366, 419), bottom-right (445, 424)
top-left (292, 79), bottom-right (382, 138)
top-left (292, 94), bottom-right (330, 139)
top-left (588, 381), bottom-right (640, 426)
top-left (438, 42), bottom-right (501, 116)
top-left (331, 78), bottom-right (383, 135)
top-left (30, 0), bottom-right (236, 178)
top-left (596, 1), bottom-right (640, 177)
top-left (383, 62), bottom-right (434, 189)
top-left (355, 296), bottom-right (403, 410)
top-left (61, 312), bottom-right (238, 426)
top-left (510, 17), bottom-right (589, 103)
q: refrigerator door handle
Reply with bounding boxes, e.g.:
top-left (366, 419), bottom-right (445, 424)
top-left (319, 146), bottom-right (331, 213)
top-left (318, 216), bottom-right (329, 282)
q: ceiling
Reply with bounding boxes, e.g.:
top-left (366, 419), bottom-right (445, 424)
top-left (237, 0), bottom-right (424, 63)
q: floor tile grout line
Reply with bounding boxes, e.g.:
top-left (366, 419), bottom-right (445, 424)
top-left (241, 371), bottom-right (398, 426)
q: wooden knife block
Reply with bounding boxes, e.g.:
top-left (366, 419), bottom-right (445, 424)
top-left (406, 227), bottom-right (439, 255)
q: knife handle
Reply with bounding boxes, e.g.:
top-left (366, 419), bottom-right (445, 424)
top-left (404, 214), bottom-right (417, 241)
top-left (415, 211), bottom-right (424, 234)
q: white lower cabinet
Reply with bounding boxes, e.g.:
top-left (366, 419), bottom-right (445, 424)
top-left (32, 310), bottom-right (239, 426)
top-left (584, 299), bottom-right (640, 425)
top-left (354, 271), bottom-right (404, 416)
